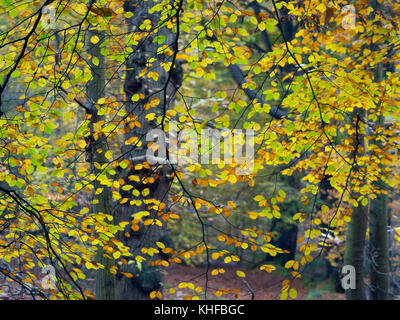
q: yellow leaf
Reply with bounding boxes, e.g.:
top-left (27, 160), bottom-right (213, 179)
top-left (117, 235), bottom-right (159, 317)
top-left (260, 264), bottom-right (276, 272)
top-left (145, 113), bottom-right (156, 121)
top-left (113, 251), bottom-right (121, 259)
top-left (316, 3), bottom-right (326, 12)
top-left (80, 207), bottom-right (89, 214)
top-left (156, 241), bottom-right (165, 249)
top-left (230, 14), bottom-right (238, 23)
top-left (105, 150), bottom-right (112, 160)
top-left (97, 97), bottom-right (105, 104)
top-left (148, 71), bottom-right (159, 81)
top-left (178, 282), bottom-right (187, 288)
top-left (227, 201), bottom-right (236, 209)
top-left (228, 175), bottom-right (237, 184)
top-left (236, 270), bottom-right (245, 278)
top-left (91, 35), bottom-right (100, 44)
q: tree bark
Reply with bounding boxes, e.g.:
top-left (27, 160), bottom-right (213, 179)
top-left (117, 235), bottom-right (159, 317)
top-left (86, 28), bottom-right (116, 299)
top-left (369, 180), bottom-right (389, 299)
top-left (368, 60), bottom-right (389, 300)
top-left (344, 109), bottom-right (368, 300)
top-left (113, 0), bottom-right (181, 299)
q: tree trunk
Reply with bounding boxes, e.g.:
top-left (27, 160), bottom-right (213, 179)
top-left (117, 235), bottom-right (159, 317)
top-left (368, 58), bottom-right (389, 300)
top-left (369, 181), bottom-right (389, 299)
top-left (86, 28), bottom-right (116, 299)
top-left (343, 109), bottom-right (368, 300)
top-left (113, 0), bottom-right (181, 300)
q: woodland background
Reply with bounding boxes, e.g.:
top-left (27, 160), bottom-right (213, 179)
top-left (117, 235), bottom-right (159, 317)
top-left (0, 0), bottom-right (399, 300)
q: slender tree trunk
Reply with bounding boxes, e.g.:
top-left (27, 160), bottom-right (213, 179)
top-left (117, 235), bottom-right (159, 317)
top-left (344, 109), bottom-right (368, 300)
top-left (369, 180), bottom-right (389, 299)
top-left (86, 29), bottom-right (115, 300)
top-left (268, 173), bottom-right (300, 266)
top-left (113, 0), bottom-right (181, 299)
top-left (344, 204), bottom-right (368, 300)
top-left (368, 59), bottom-right (389, 299)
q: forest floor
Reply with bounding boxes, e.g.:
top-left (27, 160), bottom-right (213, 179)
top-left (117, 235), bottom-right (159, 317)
top-left (0, 264), bottom-right (345, 300)
top-left (163, 264), bottom-right (345, 300)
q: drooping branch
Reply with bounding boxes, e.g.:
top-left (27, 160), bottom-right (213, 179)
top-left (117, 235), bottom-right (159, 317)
top-left (0, 184), bottom-right (86, 299)
top-left (0, 0), bottom-right (55, 117)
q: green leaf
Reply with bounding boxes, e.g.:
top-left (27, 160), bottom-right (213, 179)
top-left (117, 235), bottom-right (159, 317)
top-left (289, 288), bottom-right (297, 299)
top-left (92, 56), bottom-right (99, 66)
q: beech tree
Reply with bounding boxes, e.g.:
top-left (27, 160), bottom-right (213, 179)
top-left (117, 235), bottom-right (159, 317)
top-left (0, 0), bottom-right (399, 300)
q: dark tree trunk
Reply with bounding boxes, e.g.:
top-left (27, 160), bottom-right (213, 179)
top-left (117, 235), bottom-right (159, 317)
top-left (344, 109), bottom-right (368, 300)
top-left (369, 183), bottom-right (389, 300)
top-left (113, 0), bottom-right (181, 300)
top-left (368, 58), bottom-right (389, 300)
top-left (86, 28), bottom-right (115, 300)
